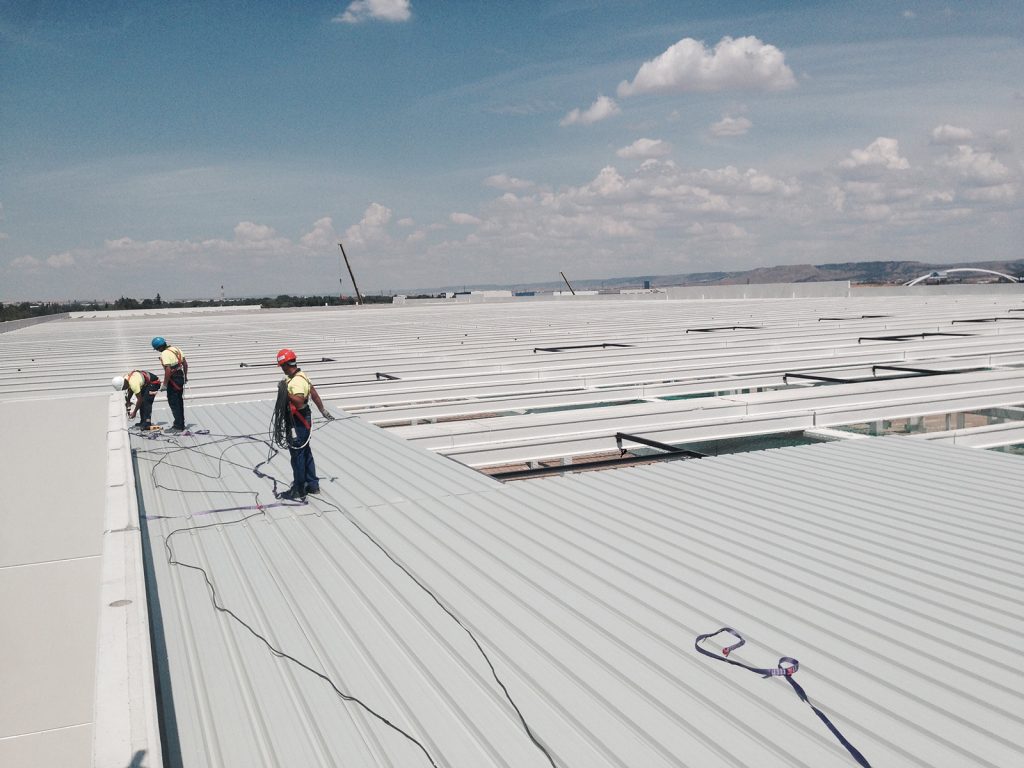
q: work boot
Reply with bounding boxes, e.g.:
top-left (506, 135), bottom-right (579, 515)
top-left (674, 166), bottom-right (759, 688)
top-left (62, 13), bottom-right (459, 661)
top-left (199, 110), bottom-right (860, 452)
top-left (305, 486), bottom-right (321, 495)
top-left (279, 486), bottom-right (306, 501)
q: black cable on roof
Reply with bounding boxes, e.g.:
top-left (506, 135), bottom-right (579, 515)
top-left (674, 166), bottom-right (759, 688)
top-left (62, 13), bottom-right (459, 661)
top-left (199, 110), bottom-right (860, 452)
top-left (135, 418), bottom-right (560, 767)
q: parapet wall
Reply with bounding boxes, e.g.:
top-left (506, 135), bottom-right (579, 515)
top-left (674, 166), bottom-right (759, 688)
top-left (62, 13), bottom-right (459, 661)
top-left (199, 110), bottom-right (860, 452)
top-left (0, 313), bottom-right (70, 334)
top-left (854, 284), bottom-right (1024, 297)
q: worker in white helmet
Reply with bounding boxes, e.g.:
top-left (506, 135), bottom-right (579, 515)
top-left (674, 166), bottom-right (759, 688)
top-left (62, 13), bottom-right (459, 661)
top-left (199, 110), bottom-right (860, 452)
top-left (112, 370), bottom-right (161, 430)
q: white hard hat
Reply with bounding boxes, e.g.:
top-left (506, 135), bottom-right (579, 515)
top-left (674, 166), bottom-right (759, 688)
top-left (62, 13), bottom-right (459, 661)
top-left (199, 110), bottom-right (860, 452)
top-left (112, 375), bottom-right (125, 390)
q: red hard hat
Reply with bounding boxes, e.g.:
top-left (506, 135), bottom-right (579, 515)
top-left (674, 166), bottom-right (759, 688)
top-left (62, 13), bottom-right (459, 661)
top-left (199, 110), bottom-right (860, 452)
top-left (276, 348), bottom-right (297, 366)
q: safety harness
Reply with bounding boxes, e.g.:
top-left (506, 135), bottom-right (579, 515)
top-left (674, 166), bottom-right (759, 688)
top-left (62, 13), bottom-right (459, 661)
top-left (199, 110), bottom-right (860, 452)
top-left (695, 628), bottom-right (871, 767)
top-left (164, 347), bottom-right (186, 391)
top-left (287, 371), bottom-right (312, 429)
top-left (127, 370), bottom-right (161, 396)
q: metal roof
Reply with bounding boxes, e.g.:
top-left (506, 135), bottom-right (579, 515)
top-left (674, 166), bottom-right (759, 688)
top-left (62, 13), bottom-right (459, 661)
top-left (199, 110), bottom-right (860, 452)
top-left (3, 291), bottom-right (1024, 768)
top-left (134, 403), bottom-right (1024, 768)
top-left (3, 294), bottom-right (1024, 464)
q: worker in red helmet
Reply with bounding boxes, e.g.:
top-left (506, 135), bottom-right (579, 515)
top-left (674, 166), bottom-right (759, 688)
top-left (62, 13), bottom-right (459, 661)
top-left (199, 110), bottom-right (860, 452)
top-left (273, 348), bottom-right (334, 500)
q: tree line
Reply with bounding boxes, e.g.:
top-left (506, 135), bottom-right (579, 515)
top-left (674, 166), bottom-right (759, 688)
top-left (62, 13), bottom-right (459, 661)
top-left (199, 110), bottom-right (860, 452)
top-left (0, 293), bottom-right (439, 322)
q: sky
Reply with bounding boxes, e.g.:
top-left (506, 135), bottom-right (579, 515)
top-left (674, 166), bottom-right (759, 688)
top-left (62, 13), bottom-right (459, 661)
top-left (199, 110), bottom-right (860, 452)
top-left (1, 0), bottom-right (1023, 300)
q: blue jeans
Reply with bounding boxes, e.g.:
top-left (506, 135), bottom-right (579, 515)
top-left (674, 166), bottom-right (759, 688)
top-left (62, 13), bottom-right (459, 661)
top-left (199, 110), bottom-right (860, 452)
top-left (288, 411), bottom-right (318, 492)
top-left (167, 369), bottom-right (185, 429)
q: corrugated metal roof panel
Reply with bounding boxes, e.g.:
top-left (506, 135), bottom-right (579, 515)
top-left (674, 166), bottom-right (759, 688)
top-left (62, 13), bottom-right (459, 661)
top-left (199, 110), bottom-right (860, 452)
top-left (136, 403), bottom-right (1024, 768)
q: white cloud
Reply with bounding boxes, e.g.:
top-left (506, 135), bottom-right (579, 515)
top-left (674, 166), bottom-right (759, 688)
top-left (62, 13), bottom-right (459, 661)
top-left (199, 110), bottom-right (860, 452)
top-left (960, 183), bottom-right (1017, 202)
top-left (931, 124), bottom-right (974, 144)
top-left (560, 95), bottom-right (620, 126)
top-left (484, 173), bottom-right (534, 190)
top-left (450, 212), bottom-right (481, 225)
top-left (234, 221), bottom-right (277, 242)
top-left (397, 217), bottom-right (415, 227)
top-left (46, 252), bottom-right (75, 268)
top-left (937, 145), bottom-right (1010, 184)
top-left (902, 10), bottom-right (916, 19)
top-left (334, 0), bottom-right (411, 24)
top-left (10, 255), bottom-right (42, 269)
top-left (839, 137), bottom-right (910, 170)
top-left (344, 202), bottom-right (393, 246)
top-left (299, 217), bottom-right (337, 249)
top-left (685, 166), bottom-right (800, 196)
top-left (617, 36), bottom-right (796, 97)
top-left (617, 138), bottom-right (672, 159)
top-left (710, 115), bottom-right (752, 137)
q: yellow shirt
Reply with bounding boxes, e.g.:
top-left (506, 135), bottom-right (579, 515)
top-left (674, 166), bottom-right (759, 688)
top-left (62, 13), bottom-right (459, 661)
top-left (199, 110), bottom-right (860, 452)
top-left (287, 371), bottom-right (311, 400)
top-left (126, 371), bottom-right (147, 395)
top-left (159, 346), bottom-right (184, 367)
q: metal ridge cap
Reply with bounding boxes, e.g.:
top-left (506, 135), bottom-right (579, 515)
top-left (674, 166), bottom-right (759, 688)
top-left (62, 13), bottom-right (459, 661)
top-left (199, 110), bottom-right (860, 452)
top-left (92, 394), bottom-right (163, 768)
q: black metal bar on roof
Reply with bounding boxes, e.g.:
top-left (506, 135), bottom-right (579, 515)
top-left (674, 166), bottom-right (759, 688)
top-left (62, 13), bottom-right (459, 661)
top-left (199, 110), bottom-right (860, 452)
top-left (239, 357), bottom-right (336, 368)
top-left (491, 451), bottom-right (698, 481)
top-left (533, 343), bottom-right (633, 353)
top-left (685, 326), bottom-right (760, 333)
top-left (871, 365), bottom-right (941, 376)
top-left (375, 372), bottom-right (400, 381)
top-left (783, 372), bottom-right (859, 384)
top-left (615, 432), bottom-right (705, 458)
top-left (951, 317), bottom-right (1024, 323)
top-left (858, 333), bottom-right (973, 343)
top-left (784, 365), bottom-right (987, 385)
top-left (819, 315), bottom-right (892, 321)
top-left (870, 364), bottom-right (988, 376)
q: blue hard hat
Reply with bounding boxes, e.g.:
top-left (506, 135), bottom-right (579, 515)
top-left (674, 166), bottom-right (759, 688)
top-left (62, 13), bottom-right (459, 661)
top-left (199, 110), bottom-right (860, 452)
top-left (151, 336), bottom-right (166, 349)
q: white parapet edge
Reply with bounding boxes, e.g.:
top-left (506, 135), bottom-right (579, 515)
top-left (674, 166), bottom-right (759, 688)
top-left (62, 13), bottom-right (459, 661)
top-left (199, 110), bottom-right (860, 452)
top-left (92, 395), bottom-right (163, 768)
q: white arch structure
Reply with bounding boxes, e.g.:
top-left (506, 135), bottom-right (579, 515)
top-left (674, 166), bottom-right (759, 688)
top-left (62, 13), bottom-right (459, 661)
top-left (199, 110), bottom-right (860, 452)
top-left (905, 268), bottom-right (1021, 286)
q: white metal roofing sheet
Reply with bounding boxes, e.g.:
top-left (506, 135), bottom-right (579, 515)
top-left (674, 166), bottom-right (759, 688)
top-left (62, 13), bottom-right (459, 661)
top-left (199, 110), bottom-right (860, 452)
top-left (3, 294), bottom-right (1024, 460)
top-left (134, 403), bottom-right (1024, 768)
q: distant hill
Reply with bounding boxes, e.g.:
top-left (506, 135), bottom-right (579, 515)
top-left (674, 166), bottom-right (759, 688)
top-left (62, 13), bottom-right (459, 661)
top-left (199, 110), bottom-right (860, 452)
top-left (430, 259), bottom-right (1024, 294)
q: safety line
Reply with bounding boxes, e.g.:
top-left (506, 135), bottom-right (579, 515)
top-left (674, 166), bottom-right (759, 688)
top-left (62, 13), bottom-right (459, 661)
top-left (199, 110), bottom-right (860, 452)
top-left (136, 416), bottom-right (560, 767)
top-left (306, 492), bottom-right (560, 768)
top-left (695, 628), bottom-right (871, 767)
top-left (137, 420), bottom-right (443, 768)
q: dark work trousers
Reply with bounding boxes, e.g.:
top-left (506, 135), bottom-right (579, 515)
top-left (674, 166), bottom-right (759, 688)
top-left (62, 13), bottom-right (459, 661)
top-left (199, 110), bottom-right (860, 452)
top-left (288, 407), bottom-right (319, 493)
top-left (167, 368), bottom-right (186, 429)
top-left (138, 379), bottom-right (160, 428)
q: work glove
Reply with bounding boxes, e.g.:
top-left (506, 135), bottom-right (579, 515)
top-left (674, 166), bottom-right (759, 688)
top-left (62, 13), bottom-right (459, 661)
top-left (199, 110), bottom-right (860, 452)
top-left (324, 412), bottom-right (336, 421)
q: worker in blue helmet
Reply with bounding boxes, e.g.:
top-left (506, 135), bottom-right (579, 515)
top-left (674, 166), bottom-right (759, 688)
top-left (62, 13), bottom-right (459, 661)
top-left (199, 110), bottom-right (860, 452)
top-left (151, 336), bottom-right (188, 431)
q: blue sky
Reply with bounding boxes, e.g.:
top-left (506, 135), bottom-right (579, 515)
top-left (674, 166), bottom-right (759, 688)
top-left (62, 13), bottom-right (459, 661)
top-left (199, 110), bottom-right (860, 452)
top-left (2, 0), bottom-right (1022, 299)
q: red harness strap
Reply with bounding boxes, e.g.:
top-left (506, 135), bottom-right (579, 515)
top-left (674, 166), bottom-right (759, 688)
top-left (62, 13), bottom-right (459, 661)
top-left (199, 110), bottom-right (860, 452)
top-left (289, 403), bottom-right (310, 429)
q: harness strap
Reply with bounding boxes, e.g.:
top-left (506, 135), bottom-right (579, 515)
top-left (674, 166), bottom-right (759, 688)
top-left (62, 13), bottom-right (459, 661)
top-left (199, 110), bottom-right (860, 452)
top-left (289, 402), bottom-right (311, 430)
top-left (128, 370), bottom-right (161, 391)
top-left (695, 628), bottom-right (871, 767)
